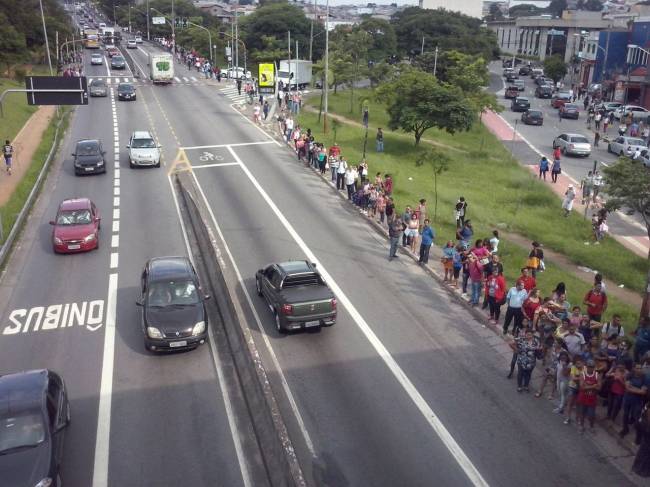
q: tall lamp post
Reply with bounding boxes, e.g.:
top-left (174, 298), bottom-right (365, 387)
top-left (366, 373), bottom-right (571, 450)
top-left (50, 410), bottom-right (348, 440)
top-left (187, 20), bottom-right (214, 63)
top-left (323, 0), bottom-right (329, 133)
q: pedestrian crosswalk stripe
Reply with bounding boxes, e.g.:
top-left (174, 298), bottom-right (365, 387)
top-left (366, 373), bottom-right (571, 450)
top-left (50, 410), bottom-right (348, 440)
top-left (182, 77), bottom-right (189, 82)
top-left (174, 77), bottom-right (180, 82)
top-left (191, 76), bottom-right (197, 82)
top-left (106, 78), bottom-right (111, 84)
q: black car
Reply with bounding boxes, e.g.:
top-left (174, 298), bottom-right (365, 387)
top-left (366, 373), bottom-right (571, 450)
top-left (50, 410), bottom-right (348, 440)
top-left (535, 76), bottom-right (551, 86)
top-left (505, 71), bottom-right (518, 82)
top-left (110, 55), bottom-right (126, 69)
top-left (0, 370), bottom-right (70, 487)
top-left (521, 109), bottom-right (544, 126)
top-left (117, 82), bottom-right (136, 101)
top-left (137, 256), bottom-right (210, 352)
top-left (72, 139), bottom-right (106, 175)
top-left (511, 97), bottom-right (530, 112)
top-left (535, 85), bottom-right (553, 98)
top-left (518, 65), bottom-right (531, 76)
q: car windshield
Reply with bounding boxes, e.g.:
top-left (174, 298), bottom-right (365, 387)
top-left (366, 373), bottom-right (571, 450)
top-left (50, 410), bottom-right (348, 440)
top-left (516, 99), bottom-right (528, 103)
top-left (147, 280), bottom-right (199, 307)
top-left (56, 209), bottom-right (92, 225)
top-left (113, 56), bottom-right (124, 62)
top-left (0, 411), bottom-right (45, 454)
top-left (627, 138), bottom-right (645, 145)
top-left (564, 104), bottom-right (578, 109)
top-left (118, 84), bottom-right (134, 92)
top-left (570, 136), bottom-right (589, 144)
top-left (90, 80), bottom-right (106, 87)
top-left (529, 111), bottom-right (542, 117)
top-left (132, 137), bottom-right (155, 148)
top-left (76, 142), bottom-right (99, 155)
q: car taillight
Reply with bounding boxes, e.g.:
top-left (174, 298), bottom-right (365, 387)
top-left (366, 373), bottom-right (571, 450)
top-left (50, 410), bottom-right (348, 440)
top-left (281, 304), bottom-right (293, 315)
top-left (330, 298), bottom-right (337, 310)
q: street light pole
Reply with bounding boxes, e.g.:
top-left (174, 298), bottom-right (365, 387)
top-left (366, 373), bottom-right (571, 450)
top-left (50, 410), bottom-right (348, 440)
top-left (39, 0), bottom-right (54, 75)
top-left (146, 0), bottom-right (150, 41)
top-left (171, 0), bottom-right (175, 53)
top-left (433, 46), bottom-right (439, 77)
top-left (187, 20), bottom-right (213, 63)
top-left (323, 0), bottom-right (329, 133)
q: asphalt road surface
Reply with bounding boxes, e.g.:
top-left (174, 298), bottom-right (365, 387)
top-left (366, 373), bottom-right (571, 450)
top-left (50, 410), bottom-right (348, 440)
top-left (0, 38), bottom-right (639, 486)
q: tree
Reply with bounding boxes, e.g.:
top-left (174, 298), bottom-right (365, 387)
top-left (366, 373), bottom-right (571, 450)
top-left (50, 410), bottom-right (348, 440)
top-left (329, 52), bottom-right (354, 94)
top-left (577, 0), bottom-right (603, 11)
top-left (357, 17), bottom-right (396, 61)
top-left (338, 29), bottom-right (372, 113)
top-left (377, 69), bottom-right (475, 145)
top-left (602, 158), bottom-right (650, 321)
top-left (368, 61), bottom-right (396, 88)
top-left (486, 3), bottom-right (504, 21)
top-left (415, 149), bottom-right (450, 222)
top-left (0, 13), bottom-right (27, 75)
top-left (543, 55), bottom-right (567, 83)
top-left (508, 4), bottom-right (544, 17)
top-left (547, 0), bottom-right (568, 17)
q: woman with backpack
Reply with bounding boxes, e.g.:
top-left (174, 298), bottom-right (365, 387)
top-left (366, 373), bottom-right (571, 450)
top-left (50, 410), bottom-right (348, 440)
top-left (539, 156), bottom-right (549, 180)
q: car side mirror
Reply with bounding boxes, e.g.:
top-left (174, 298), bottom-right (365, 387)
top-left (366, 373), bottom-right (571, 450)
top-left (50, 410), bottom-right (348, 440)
top-left (71, 153), bottom-right (76, 157)
top-left (95, 216), bottom-right (101, 223)
top-left (135, 299), bottom-right (143, 306)
top-left (102, 150), bottom-right (106, 155)
top-left (204, 294), bottom-right (211, 300)
top-left (157, 144), bottom-right (162, 149)
top-left (126, 145), bottom-right (130, 149)
top-left (311, 262), bottom-right (318, 268)
top-left (49, 220), bottom-right (56, 225)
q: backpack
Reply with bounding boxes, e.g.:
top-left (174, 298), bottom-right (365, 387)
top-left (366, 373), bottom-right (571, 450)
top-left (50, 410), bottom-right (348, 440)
top-left (3, 144), bottom-right (12, 157)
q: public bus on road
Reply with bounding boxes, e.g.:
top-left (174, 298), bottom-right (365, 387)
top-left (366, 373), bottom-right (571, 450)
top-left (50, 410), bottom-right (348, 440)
top-left (84, 29), bottom-right (100, 49)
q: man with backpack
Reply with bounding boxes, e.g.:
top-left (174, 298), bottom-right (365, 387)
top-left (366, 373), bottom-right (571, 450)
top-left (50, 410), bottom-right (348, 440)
top-left (3, 139), bottom-right (13, 175)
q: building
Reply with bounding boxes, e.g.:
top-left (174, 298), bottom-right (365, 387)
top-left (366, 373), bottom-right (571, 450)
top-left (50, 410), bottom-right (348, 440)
top-left (419, 0), bottom-right (483, 18)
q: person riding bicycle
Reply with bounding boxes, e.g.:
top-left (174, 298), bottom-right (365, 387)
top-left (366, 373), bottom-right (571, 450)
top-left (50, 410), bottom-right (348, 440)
top-left (3, 139), bottom-right (13, 175)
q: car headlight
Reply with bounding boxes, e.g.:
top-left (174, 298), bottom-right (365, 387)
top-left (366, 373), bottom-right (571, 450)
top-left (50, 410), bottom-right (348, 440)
top-left (147, 327), bottom-right (163, 339)
top-left (53, 236), bottom-right (63, 245)
top-left (192, 321), bottom-right (205, 336)
top-left (97, 160), bottom-right (104, 166)
top-left (35, 478), bottom-right (53, 487)
top-left (84, 233), bottom-right (96, 243)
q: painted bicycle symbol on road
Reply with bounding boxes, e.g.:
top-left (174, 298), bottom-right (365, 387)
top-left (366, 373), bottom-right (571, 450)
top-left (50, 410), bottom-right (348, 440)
top-left (199, 151), bottom-right (224, 162)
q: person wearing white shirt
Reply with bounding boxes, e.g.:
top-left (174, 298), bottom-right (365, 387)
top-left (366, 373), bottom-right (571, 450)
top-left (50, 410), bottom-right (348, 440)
top-left (503, 281), bottom-right (528, 336)
top-left (336, 158), bottom-right (348, 190)
top-left (344, 167), bottom-right (357, 200)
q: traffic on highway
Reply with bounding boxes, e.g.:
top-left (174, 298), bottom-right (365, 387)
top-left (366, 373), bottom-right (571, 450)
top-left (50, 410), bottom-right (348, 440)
top-left (0, 3), bottom-right (645, 487)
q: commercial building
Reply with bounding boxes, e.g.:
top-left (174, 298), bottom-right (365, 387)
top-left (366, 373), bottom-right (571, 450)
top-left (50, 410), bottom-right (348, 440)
top-left (419, 0), bottom-right (483, 19)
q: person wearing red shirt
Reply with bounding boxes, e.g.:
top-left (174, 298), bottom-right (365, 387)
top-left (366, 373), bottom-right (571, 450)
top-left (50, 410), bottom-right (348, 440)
top-left (523, 288), bottom-right (542, 321)
top-left (516, 267), bottom-right (536, 292)
top-left (328, 144), bottom-right (341, 159)
top-left (485, 268), bottom-right (506, 324)
top-left (583, 283), bottom-right (608, 322)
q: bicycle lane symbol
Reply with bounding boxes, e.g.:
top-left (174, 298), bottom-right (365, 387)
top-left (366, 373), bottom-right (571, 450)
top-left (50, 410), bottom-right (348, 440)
top-left (199, 151), bottom-right (224, 162)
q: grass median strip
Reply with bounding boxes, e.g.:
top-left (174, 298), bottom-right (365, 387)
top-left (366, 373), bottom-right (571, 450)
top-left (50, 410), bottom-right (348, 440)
top-left (296, 96), bottom-right (644, 326)
top-left (0, 77), bottom-right (39, 142)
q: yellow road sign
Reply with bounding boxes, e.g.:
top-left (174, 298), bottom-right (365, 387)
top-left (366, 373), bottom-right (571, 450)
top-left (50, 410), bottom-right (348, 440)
top-left (259, 63), bottom-right (275, 88)
top-left (168, 148), bottom-right (191, 175)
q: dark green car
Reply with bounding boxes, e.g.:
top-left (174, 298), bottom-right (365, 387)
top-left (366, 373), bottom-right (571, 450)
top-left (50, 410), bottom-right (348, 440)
top-left (255, 261), bottom-right (337, 333)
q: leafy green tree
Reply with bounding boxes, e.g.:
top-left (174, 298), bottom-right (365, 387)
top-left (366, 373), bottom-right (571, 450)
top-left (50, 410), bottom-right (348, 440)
top-left (543, 55), bottom-right (567, 82)
top-left (358, 17), bottom-right (396, 61)
top-left (368, 61), bottom-right (396, 88)
top-left (0, 13), bottom-right (28, 75)
top-left (377, 69), bottom-right (475, 145)
top-left (329, 52), bottom-right (354, 94)
top-left (508, 4), bottom-right (544, 17)
top-left (547, 0), bottom-right (568, 17)
top-left (338, 29), bottom-right (373, 113)
top-left (602, 157), bottom-right (650, 319)
top-left (486, 3), bottom-right (504, 21)
top-left (392, 7), bottom-right (499, 61)
top-left (577, 0), bottom-right (603, 11)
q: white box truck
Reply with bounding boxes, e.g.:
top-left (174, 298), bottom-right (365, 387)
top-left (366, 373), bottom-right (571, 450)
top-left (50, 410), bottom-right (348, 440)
top-left (278, 60), bottom-right (312, 90)
top-left (149, 53), bottom-right (174, 84)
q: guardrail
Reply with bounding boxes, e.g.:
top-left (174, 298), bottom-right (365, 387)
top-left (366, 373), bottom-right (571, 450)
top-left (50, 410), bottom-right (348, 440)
top-left (0, 110), bottom-right (67, 270)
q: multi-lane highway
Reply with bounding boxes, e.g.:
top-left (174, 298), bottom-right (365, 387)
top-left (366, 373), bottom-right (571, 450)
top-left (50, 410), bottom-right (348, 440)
top-left (0, 35), bottom-right (640, 486)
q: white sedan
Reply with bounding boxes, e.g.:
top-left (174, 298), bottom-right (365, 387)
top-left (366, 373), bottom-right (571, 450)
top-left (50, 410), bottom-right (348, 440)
top-left (552, 133), bottom-right (592, 157)
top-left (607, 136), bottom-right (647, 157)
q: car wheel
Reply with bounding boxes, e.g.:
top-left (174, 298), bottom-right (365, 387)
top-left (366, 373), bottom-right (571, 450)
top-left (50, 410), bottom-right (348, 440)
top-left (255, 277), bottom-right (262, 296)
top-left (129, 159), bottom-right (134, 168)
top-left (607, 144), bottom-right (611, 153)
top-left (155, 160), bottom-right (161, 168)
top-left (620, 150), bottom-right (625, 157)
top-left (274, 311), bottom-right (285, 334)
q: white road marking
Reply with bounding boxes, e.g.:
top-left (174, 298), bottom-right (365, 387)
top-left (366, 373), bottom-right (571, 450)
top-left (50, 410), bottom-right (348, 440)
top-left (181, 141), bottom-right (276, 150)
top-left (192, 162), bottom-right (240, 169)
top-left (111, 234), bottom-right (119, 247)
top-left (182, 76), bottom-right (189, 82)
top-left (110, 252), bottom-right (119, 268)
top-left (3, 301), bottom-right (105, 335)
top-left (112, 220), bottom-right (119, 232)
top-left (115, 169), bottom-right (120, 179)
top-left (92, 273), bottom-right (117, 487)
top-left (622, 235), bottom-right (650, 252)
top-left (191, 76), bottom-right (197, 82)
top-left (113, 196), bottom-right (120, 207)
top-left (114, 178), bottom-right (120, 186)
top-left (114, 186), bottom-right (120, 196)
top-left (106, 77), bottom-right (112, 84)
top-left (226, 146), bottom-right (490, 486)
top-left (113, 208), bottom-right (120, 220)
top-left (166, 173), bottom-right (252, 487)
top-left (174, 76), bottom-right (181, 82)
top-left (189, 170), bottom-right (316, 457)
top-left (228, 105), bottom-right (281, 146)
top-left (104, 57), bottom-right (111, 77)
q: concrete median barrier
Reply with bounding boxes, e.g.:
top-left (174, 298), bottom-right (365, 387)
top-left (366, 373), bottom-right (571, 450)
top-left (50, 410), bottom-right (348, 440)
top-left (174, 170), bottom-right (306, 487)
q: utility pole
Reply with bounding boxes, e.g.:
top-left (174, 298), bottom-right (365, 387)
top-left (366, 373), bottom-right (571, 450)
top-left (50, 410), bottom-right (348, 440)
top-left (323, 0), bottom-right (329, 133)
top-left (146, 0), bottom-right (150, 41)
top-left (39, 0), bottom-right (54, 75)
top-left (128, 5), bottom-right (131, 34)
top-left (421, 36), bottom-right (424, 55)
top-left (288, 30), bottom-right (291, 89)
top-left (171, 0), bottom-right (175, 53)
top-left (433, 46), bottom-right (439, 77)
top-left (309, 0), bottom-right (315, 62)
top-left (235, 0), bottom-right (239, 75)
top-left (55, 31), bottom-right (59, 72)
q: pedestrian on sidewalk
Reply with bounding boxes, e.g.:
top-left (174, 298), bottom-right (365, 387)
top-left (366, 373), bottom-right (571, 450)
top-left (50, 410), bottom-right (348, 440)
top-left (594, 111), bottom-right (602, 131)
top-left (503, 281), bottom-right (528, 335)
top-left (580, 171), bottom-right (593, 205)
top-left (539, 156), bottom-right (549, 180)
top-left (376, 192), bottom-right (386, 224)
top-left (442, 240), bottom-right (455, 280)
top-left (509, 330), bottom-right (541, 393)
top-left (551, 157), bottom-right (561, 183)
top-left (632, 402), bottom-right (650, 478)
top-left (562, 184), bottom-right (576, 217)
top-left (576, 359), bottom-right (601, 433)
top-left (603, 114), bottom-right (609, 133)
top-left (592, 170), bottom-right (603, 202)
top-left (594, 131), bottom-right (600, 148)
top-left (385, 196), bottom-right (395, 224)
top-left (263, 101), bottom-right (269, 120)
top-left (388, 218), bottom-right (402, 261)
top-left (376, 128), bottom-right (384, 152)
top-left (329, 156), bottom-right (339, 182)
top-left (418, 220), bottom-right (435, 265)
top-left (344, 166), bottom-right (356, 200)
top-left (620, 363), bottom-right (648, 437)
top-left (3, 139), bottom-right (13, 175)
top-left (468, 253), bottom-right (484, 306)
top-left (583, 282), bottom-right (608, 323)
top-left (236, 78), bottom-right (242, 96)
top-left (454, 196), bottom-right (467, 227)
top-left (485, 268), bottom-right (506, 324)
top-left (336, 157), bottom-right (348, 190)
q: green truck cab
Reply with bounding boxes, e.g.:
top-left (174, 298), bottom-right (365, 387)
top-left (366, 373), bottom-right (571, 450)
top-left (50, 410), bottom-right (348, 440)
top-left (255, 261), bottom-right (337, 333)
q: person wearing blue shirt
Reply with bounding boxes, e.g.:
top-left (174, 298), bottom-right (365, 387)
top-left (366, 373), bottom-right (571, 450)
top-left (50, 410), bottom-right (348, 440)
top-left (418, 219), bottom-right (436, 265)
top-left (503, 281), bottom-right (528, 336)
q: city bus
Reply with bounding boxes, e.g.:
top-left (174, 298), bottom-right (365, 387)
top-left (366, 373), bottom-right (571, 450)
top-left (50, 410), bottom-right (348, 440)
top-left (84, 29), bottom-right (100, 49)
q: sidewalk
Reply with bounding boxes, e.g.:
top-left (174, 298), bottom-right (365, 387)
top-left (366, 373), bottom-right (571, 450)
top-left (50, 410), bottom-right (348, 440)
top-left (483, 110), bottom-right (650, 259)
top-left (0, 105), bottom-right (56, 207)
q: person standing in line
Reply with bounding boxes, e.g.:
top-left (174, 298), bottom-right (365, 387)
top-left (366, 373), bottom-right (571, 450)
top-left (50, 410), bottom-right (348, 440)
top-left (376, 192), bottom-right (386, 224)
top-left (562, 184), bottom-right (576, 217)
top-left (385, 196), bottom-right (395, 224)
top-left (418, 219), bottom-right (435, 265)
top-left (485, 268), bottom-right (506, 324)
top-left (376, 128), bottom-right (384, 152)
top-left (468, 253), bottom-right (484, 306)
top-left (503, 280), bottom-right (528, 336)
top-left (509, 329), bottom-right (541, 393)
top-left (3, 139), bottom-right (13, 175)
top-left (632, 402), bottom-right (650, 478)
top-left (383, 174), bottom-right (393, 196)
top-left (620, 364), bottom-right (649, 437)
top-left (336, 157), bottom-right (348, 190)
top-left (417, 199), bottom-right (426, 232)
top-left (489, 230), bottom-right (500, 255)
top-left (388, 218), bottom-right (402, 261)
top-left (344, 165), bottom-right (356, 200)
top-left (329, 155), bottom-right (339, 183)
top-left (576, 359), bottom-right (601, 433)
top-left (583, 282), bottom-right (608, 323)
top-left (539, 156), bottom-right (549, 180)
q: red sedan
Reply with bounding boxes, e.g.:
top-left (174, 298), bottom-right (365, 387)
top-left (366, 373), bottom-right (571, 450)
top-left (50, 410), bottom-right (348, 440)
top-left (50, 198), bottom-right (100, 253)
